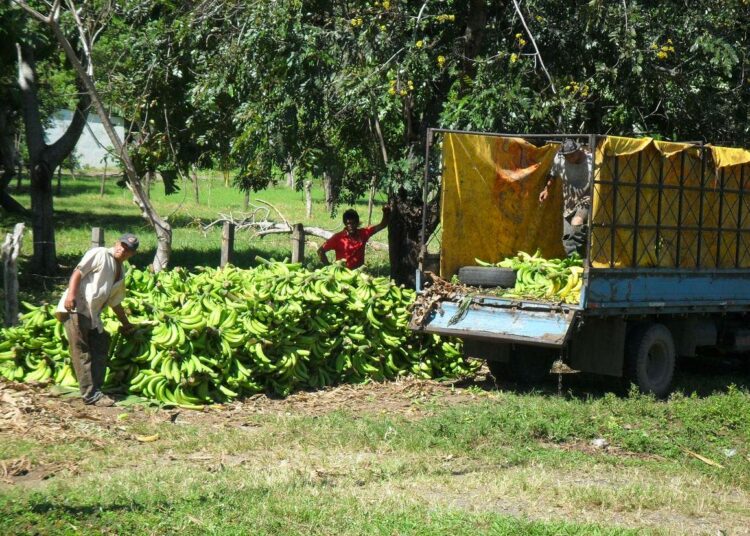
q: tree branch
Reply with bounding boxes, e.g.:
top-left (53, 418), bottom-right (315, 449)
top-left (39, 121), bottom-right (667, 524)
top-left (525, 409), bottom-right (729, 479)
top-left (16, 44), bottom-right (45, 160)
top-left (512, 0), bottom-right (556, 94)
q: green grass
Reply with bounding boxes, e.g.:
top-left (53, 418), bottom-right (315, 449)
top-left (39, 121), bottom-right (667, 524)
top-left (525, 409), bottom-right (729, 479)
top-left (2, 385), bottom-right (749, 534)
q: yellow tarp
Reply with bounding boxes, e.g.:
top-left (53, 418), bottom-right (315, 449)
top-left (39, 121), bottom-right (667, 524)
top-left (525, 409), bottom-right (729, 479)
top-left (591, 136), bottom-right (750, 268)
top-left (710, 146), bottom-right (750, 168)
top-left (440, 133), bottom-right (565, 278)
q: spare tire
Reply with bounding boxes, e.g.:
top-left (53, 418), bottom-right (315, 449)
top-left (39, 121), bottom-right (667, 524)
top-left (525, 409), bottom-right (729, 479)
top-left (457, 266), bottom-right (517, 288)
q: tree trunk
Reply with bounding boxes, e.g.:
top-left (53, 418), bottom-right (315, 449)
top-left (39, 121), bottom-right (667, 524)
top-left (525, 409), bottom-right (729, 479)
top-left (56, 166), bottom-right (62, 196)
top-left (191, 165), bottom-right (200, 204)
top-left (99, 158), bottom-right (107, 197)
top-left (286, 156), bottom-right (295, 188)
top-left (0, 107), bottom-right (26, 214)
top-left (304, 179), bottom-right (312, 218)
top-left (388, 190), bottom-right (440, 286)
top-left (29, 162), bottom-right (57, 274)
top-left (29, 9), bottom-right (173, 272)
top-left (367, 175), bottom-right (377, 225)
top-left (323, 171), bottom-right (339, 213)
top-left (17, 43), bottom-right (90, 275)
top-left (144, 170), bottom-right (153, 199)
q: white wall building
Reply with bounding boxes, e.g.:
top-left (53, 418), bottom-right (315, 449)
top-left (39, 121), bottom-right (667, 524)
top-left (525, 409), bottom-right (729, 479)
top-left (45, 110), bottom-right (125, 169)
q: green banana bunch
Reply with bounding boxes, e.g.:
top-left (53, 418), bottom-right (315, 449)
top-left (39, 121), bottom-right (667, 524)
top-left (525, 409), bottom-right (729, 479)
top-left (1, 260), bottom-right (475, 407)
top-left (476, 251), bottom-right (584, 304)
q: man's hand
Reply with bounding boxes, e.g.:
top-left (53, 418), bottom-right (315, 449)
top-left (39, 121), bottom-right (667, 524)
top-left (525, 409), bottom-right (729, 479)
top-left (538, 187), bottom-right (549, 204)
top-left (382, 204), bottom-right (392, 217)
top-left (119, 321), bottom-right (136, 335)
top-left (64, 295), bottom-right (76, 312)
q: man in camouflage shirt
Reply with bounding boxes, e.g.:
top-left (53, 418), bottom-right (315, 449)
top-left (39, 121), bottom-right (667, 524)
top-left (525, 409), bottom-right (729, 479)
top-left (538, 139), bottom-right (592, 256)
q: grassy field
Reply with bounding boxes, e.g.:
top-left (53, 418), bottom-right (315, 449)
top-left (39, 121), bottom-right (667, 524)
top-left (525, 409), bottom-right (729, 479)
top-left (1, 375), bottom-right (749, 535)
top-left (2, 172), bottom-right (750, 534)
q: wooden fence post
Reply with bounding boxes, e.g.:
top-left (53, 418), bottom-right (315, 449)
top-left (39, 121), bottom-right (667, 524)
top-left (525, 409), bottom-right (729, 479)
top-left (291, 223), bottom-right (305, 263)
top-left (2, 223), bottom-right (25, 327)
top-left (221, 222), bottom-right (235, 267)
top-left (91, 227), bottom-right (104, 249)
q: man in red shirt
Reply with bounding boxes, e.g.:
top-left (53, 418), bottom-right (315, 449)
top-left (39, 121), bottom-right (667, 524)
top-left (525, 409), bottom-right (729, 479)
top-left (318, 205), bottom-right (391, 269)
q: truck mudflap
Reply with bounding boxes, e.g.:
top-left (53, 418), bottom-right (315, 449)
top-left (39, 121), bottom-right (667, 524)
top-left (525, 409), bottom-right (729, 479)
top-left (412, 299), bottom-right (579, 348)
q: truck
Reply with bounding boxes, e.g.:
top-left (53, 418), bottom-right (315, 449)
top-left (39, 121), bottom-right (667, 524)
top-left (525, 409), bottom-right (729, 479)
top-left (411, 129), bottom-right (750, 396)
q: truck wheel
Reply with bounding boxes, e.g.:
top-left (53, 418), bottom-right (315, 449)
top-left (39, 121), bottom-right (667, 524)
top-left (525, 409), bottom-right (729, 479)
top-left (625, 323), bottom-right (676, 398)
top-left (487, 360), bottom-right (510, 382)
top-left (457, 266), bottom-right (517, 288)
top-left (508, 345), bottom-right (556, 384)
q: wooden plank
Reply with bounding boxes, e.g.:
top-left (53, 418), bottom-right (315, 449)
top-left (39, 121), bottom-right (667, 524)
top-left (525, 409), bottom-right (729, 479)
top-left (221, 222), bottom-right (235, 267)
top-left (291, 223), bottom-right (305, 263)
top-left (2, 223), bottom-right (25, 327)
top-left (91, 227), bottom-right (104, 248)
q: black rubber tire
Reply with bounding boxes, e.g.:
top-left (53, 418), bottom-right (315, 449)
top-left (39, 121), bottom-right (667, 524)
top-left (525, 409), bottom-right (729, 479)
top-left (625, 323), bottom-right (676, 399)
top-left (487, 360), bottom-right (510, 382)
top-left (457, 266), bottom-right (517, 288)
top-left (508, 345), bottom-right (556, 384)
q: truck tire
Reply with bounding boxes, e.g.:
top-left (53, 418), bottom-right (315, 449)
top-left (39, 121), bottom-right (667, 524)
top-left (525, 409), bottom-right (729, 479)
top-left (507, 345), bottom-right (556, 384)
top-left (625, 323), bottom-right (676, 398)
top-left (457, 266), bottom-right (517, 288)
top-left (487, 360), bottom-right (510, 382)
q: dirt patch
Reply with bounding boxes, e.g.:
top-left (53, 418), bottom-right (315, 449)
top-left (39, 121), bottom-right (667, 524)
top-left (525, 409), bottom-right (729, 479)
top-left (179, 374), bottom-right (492, 427)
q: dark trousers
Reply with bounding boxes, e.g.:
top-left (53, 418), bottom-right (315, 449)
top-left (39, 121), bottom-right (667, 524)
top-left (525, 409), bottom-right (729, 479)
top-left (563, 205), bottom-right (590, 257)
top-left (64, 313), bottom-right (110, 403)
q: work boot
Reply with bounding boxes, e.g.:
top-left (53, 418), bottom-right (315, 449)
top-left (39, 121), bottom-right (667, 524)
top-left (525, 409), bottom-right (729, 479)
top-left (86, 393), bottom-right (116, 407)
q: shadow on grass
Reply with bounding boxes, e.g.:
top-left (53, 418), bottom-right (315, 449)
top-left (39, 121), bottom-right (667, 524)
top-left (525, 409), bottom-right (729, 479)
top-left (453, 354), bottom-right (750, 400)
top-left (28, 500), bottom-right (147, 517)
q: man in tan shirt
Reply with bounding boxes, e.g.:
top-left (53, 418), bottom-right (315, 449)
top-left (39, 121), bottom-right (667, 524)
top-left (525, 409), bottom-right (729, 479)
top-left (56, 234), bottom-right (139, 406)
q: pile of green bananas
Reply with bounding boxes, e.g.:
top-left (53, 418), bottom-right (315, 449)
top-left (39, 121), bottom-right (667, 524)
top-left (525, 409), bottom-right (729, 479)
top-left (0, 261), bottom-right (475, 407)
top-left (0, 304), bottom-right (79, 386)
top-left (477, 251), bottom-right (584, 303)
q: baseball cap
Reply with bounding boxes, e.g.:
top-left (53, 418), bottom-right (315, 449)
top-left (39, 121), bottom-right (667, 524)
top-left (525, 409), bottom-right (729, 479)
top-left (119, 233), bottom-right (139, 251)
top-left (559, 139), bottom-right (581, 155)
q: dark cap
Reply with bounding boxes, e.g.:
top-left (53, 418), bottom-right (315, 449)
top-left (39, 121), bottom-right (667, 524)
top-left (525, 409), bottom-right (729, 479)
top-left (559, 139), bottom-right (581, 155)
top-left (119, 233), bottom-right (139, 251)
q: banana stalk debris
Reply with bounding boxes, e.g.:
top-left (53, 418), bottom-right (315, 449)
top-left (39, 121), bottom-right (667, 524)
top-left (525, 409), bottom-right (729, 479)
top-left (476, 251), bottom-right (584, 303)
top-left (0, 261), bottom-right (476, 407)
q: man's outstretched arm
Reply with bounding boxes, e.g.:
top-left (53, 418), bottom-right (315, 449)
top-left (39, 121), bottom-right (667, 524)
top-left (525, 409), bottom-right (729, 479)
top-left (372, 205), bottom-right (391, 234)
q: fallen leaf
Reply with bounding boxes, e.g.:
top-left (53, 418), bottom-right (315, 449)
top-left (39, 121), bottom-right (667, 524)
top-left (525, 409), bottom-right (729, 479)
top-left (681, 447), bottom-right (724, 469)
top-left (135, 434), bottom-right (159, 443)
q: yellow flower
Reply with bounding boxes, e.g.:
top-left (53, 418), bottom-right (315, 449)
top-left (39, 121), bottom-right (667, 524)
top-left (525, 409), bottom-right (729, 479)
top-left (656, 51), bottom-right (668, 59)
top-left (437, 55), bottom-right (446, 67)
top-left (408, 80), bottom-right (414, 89)
top-left (382, 0), bottom-right (390, 9)
top-left (379, 24), bottom-right (387, 32)
top-left (388, 87), bottom-right (396, 95)
top-left (416, 40), bottom-right (424, 49)
top-left (448, 14), bottom-right (455, 21)
top-left (399, 89), bottom-right (407, 96)
top-left (515, 33), bottom-right (523, 39)
top-left (650, 43), bottom-right (658, 49)
top-left (518, 38), bottom-right (527, 46)
top-left (510, 53), bottom-right (518, 63)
